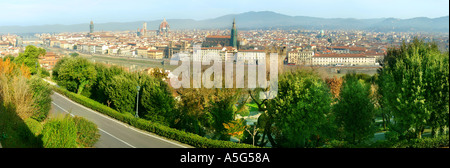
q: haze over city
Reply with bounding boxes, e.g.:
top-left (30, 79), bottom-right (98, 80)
top-left (0, 0), bottom-right (448, 26)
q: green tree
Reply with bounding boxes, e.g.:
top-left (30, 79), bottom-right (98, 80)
top-left (268, 70), bottom-right (333, 148)
top-left (208, 88), bottom-right (241, 140)
top-left (14, 45), bottom-right (46, 74)
top-left (248, 87), bottom-right (272, 146)
top-left (378, 38), bottom-right (449, 139)
top-left (173, 88), bottom-right (212, 136)
top-left (52, 57), bottom-right (70, 79)
top-left (104, 73), bottom-right (138, 114)
top-left (139, 74), bottom-right (176, 125)
top-left (90, 64), bottom-right (125, 105)
top-left (55, 57), bottom-right (97, 95)
top-left (334, 74), bottom-right (375, 144)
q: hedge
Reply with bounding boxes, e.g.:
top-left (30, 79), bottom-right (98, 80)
top-left (51, 86), bottom-right (257, 148)
top-left (393, 135), bottom-right (449, 148)
top-left (326, 135), bottom-right (449, 148)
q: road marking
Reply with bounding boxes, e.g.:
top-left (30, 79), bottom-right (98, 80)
top-left (98, 128), bottom-right (136, 148)
top-left (51, 102), bottom-right (75, 117)
top-left (52, 91), bottom-right (190, 148)
top-left (51, 101), bottom-right (136, 148)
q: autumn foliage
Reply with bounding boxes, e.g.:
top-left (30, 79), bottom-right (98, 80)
top-left (325, 76), bottom-right (343, 99)
top-left (0, 58), bottom-right (34, 119)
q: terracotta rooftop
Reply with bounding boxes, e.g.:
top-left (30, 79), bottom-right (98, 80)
top-left (206, 35), bottom-right (231, 39)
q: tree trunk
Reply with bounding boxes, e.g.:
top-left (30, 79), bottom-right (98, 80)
top-left (265, 119), bottom-right (277, 147)
top-left (431, 127), bottom-right (438, 138)
top-left (259, 130), bottom-right (267, 147)
top-left (382, 115), bottom-right (387, 131)
top-left (417, 127), bottom-right (423, 139)
top-left (77, 80), bottom-right (89, 95)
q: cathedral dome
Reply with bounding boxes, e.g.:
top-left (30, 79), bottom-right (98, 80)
top-left (159, 18), bottom-right (169, 30)
top-left (158, 18), bottom-right (170, 36)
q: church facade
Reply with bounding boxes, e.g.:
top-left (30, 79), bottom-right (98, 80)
top-left (203, 19), bottom-right (239, 49)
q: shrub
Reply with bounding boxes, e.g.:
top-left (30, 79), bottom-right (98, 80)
top-left (400, 135), bottom-right (449, 148)
top-left (52, 86), bottom-right (257, 148)
top-left (369, 134), bottom-right (449, 148)
top-left (41, 115), bottom-right (78, 148)
top-left (24, 118), bottom-right (43, 136)
top-left (29, 76), bottom-right (52, 122)
top-left (323, 140), bottom-right (353, 148)
top-left (72, 116), bottom-right (100, 148)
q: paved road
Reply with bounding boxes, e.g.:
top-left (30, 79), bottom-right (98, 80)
top-left (50, 91), bottom-right (192, 148)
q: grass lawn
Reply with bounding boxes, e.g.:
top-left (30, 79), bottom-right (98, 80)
top-left (246, 102), bottom-right (259, 112)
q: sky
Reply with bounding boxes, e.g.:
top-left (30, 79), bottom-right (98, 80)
top-left (0, 0), bottom-right (448, 26)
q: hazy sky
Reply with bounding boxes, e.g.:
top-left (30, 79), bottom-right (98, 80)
top-left (0, 0), bottom-right (448, 26)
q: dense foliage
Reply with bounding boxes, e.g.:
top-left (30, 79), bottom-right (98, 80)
top-left (267, 70), bottom-right (333, 148)
top-left (0, 47), bottom-right (100, 148)
top-left (378, 38), bottom-right (449, 139)
top-left (334, 74), bottom-right (375, 144)
top-left (72, 116), bottom-right (101, 147)
top-left (104, 73), bottom-right (139, 114)
top-left (48, 38), bottom-right (449, 148)
top-left (52, 86), bottom-right (256, 148)
top-left (139, 74), bottom-right (176, 125)
top-left (14, 45), bottom-right (46, 75)
top-left (41, 115), bottom-right (78, 148)
top-left (29, 76), bottom-right (53, 122)
top-left (55, 57), bottom-right (97, 95)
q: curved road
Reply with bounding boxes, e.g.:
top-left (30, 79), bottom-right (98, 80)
top-left (50, 91), bottom-right (192, 148)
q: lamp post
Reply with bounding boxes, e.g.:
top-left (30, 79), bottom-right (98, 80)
top-left (135, 85), bottom-right (140, 118)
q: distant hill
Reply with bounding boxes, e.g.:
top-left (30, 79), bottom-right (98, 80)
top-left (0, 11), bottom-right (448, 33)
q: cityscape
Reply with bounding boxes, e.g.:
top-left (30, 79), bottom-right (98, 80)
top-left (0, 0), bottom-right (449, 165)
top-left (3, 17), bottom-right (448, 72)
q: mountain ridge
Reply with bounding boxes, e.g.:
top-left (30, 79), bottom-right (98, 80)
top-left (1, 11), bottom-right (448, 34)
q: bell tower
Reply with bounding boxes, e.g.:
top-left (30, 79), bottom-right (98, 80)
top-left (230, 18), bottom-right (238, 48)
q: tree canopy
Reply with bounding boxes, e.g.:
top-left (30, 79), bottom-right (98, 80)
top-left (14, 45), bottom-right (46, 75)
top-left (378, 38), bottom-right (449, 139)
top-left (268, 70), bottom-right (333, 148)
top-left (334, 74), bottom-right (375, 144)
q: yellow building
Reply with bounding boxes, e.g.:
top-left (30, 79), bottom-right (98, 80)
top-left (147, 50), bottom-right (163, 59)
top-left (136, 47), bottom-right (149, 57)
top-left (287, 50), bottom-right (314, 65)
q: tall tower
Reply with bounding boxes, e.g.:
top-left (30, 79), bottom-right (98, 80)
top-left (230, 18), bottom-right (238, 48)
top-left (90, 20), bottom-right (94, 34)
top-left (143, 22), bottom-right (147, 36)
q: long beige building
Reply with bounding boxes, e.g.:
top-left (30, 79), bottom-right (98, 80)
top-left (312, 53), bottom-right (376, 66)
